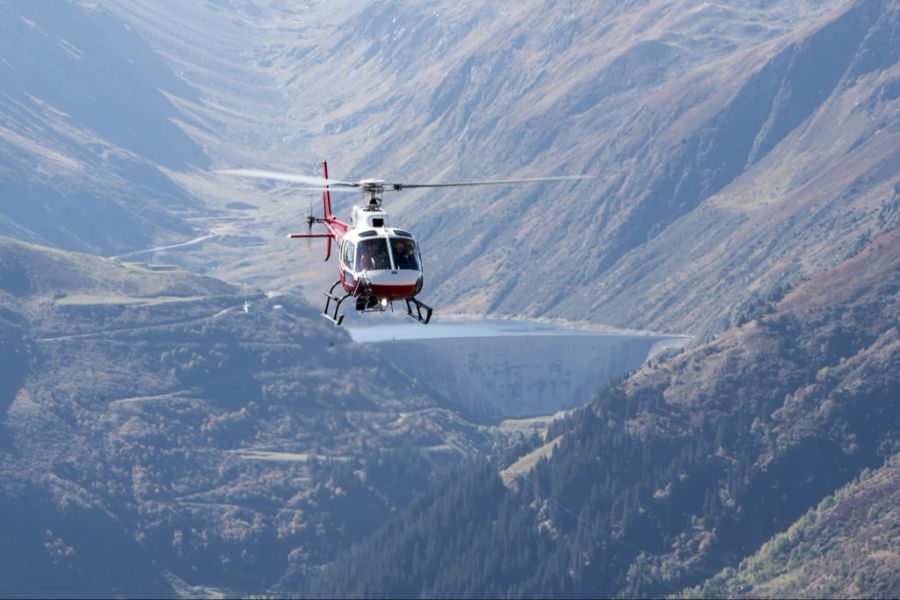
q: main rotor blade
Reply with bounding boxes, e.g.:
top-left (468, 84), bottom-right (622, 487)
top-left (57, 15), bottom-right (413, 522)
top-left (217, 168), bottom-right (356, 188)
top-left (219, 169), bottom-right (594, 195)
top-left (290, 187), bottom-right (359, 193)
top-left (388, 175), bottom-right (594, 191)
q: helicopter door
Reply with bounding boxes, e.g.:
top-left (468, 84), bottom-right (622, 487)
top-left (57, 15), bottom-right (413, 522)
top-left (341, 240), bottom-right (359, 288)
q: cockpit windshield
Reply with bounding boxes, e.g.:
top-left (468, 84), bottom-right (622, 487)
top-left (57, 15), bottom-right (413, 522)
top-left (390, 237), bottom-right (420, 270)
top-left (356, 238), bottom-right (392, 271)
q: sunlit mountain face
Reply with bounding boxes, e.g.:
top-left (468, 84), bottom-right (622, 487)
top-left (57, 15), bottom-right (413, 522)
top-left (0, 1), bottom-right (209, 255)
top-left (1, 0), bottom-right (897, 597)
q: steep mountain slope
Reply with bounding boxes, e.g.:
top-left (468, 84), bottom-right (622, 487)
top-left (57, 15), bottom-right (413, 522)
top-left (553, 0), bottom-right (900, 335)
top-left (0, 236), bottom-right (492, 595)
top-left (308, 226), bottom-right (899, 597)
top-left (0, 1), bottom-right (206, 254)
top-left (684, 457), bottom-right (900, 598)
top-left (392, 0), bottom-right (897, 336)
top-left (0, 473), bottom-right (175, 599)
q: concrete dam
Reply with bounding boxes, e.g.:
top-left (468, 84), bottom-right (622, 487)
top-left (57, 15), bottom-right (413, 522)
top-left (349, 320), bottom-right (687, 419)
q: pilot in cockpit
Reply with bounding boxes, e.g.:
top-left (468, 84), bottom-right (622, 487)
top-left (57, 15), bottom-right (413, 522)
top-left (392, 239), bottom-right (407, 267)
top-left (392, 238), bottom-right (418, 270)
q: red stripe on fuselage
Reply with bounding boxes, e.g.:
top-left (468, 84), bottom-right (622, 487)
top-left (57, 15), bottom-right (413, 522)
top-left (340, 274), bottom-right (416, 299)
top-left (370, 283), bottom-right (417, 299)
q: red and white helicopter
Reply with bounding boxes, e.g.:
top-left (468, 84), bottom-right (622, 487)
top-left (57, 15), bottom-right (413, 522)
top-left (221, 161), bottom-right (590, 325)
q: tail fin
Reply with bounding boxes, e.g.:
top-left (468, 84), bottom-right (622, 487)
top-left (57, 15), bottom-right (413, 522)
top-left (287, 159), bottom-right (337, 262)
top-left (322, 159), bottom-right (333, 220)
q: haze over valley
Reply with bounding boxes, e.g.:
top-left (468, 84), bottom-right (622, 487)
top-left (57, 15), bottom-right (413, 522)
top-left (0, 0), bottom-right (897, 597)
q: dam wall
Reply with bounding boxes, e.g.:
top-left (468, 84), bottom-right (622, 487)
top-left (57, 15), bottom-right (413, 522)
top-left (367, 332), bottom-right (669, 419)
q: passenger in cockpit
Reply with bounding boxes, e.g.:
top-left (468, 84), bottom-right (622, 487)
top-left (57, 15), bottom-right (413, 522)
top-left (357, 238), bottom-right (391, 270)
top-left (356, 249), bottom-right (370, 271)
top-left (392, 239), bottom-right (408, 268)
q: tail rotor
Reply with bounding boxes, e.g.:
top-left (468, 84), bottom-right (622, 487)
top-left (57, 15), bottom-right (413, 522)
top-left (304, 201), bottom-right (315, 253)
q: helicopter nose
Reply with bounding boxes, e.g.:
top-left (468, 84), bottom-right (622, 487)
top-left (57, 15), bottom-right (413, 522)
top-left (366, 269), bottom-right (422, 299)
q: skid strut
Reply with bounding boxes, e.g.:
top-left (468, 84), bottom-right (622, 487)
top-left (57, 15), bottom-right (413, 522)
top-left (323, 280), bottom-right (350, 326)
top-left (406, 296), bottom-right (433, 324)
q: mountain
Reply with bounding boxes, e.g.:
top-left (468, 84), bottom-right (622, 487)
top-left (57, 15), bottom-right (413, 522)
top-left (683, 457), bottom-right (900, 598)
top-left (368, 0), bottom-right (897, 338)
top-left (1, 0), bottom-right (897, 596)
top-left (93, 0), bottom-right (899, 346)
top-left (0, 1), bottom-right (207, 255)
top-left (0, 236), bottom-right (494, 595)
top-left (307, 226), bottom-right (899, 597)
top-left (549, 0), bottom-right (900, 336)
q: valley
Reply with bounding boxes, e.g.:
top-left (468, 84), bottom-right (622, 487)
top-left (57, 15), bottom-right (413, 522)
top-left (0, 0), bottom-right (897, 597)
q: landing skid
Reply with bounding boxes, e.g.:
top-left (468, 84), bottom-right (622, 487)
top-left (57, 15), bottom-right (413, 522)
top-left (322, 282), bottom-right (432, 326)
top-left (323, 281), bottom-right (349, 326)
top-left (406, 296), bottom-right (433, 324)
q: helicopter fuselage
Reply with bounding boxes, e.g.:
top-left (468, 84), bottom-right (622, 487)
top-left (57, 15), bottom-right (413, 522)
top-left (336, 205), bottom-right (424, 303)
top-left (292, 197), bottom-right (431, 324)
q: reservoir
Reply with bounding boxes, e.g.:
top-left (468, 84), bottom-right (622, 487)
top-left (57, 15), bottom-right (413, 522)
top-left (348, 318), bottom-right (688, 420)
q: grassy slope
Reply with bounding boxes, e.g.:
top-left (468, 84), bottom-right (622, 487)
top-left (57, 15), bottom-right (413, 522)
top-left (684, 457), bottom-right (900, 598)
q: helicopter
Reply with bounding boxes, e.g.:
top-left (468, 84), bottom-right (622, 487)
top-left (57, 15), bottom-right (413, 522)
top-left (220, 161), bottom-right (590, 326)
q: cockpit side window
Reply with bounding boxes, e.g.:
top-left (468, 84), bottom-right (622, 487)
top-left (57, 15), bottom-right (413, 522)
top-left (390, 237), bottom-right (420, 270)
top-left (341, 240), bottom-right (355, 269)
top-left (356, 238), bottom-right (392, 271)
